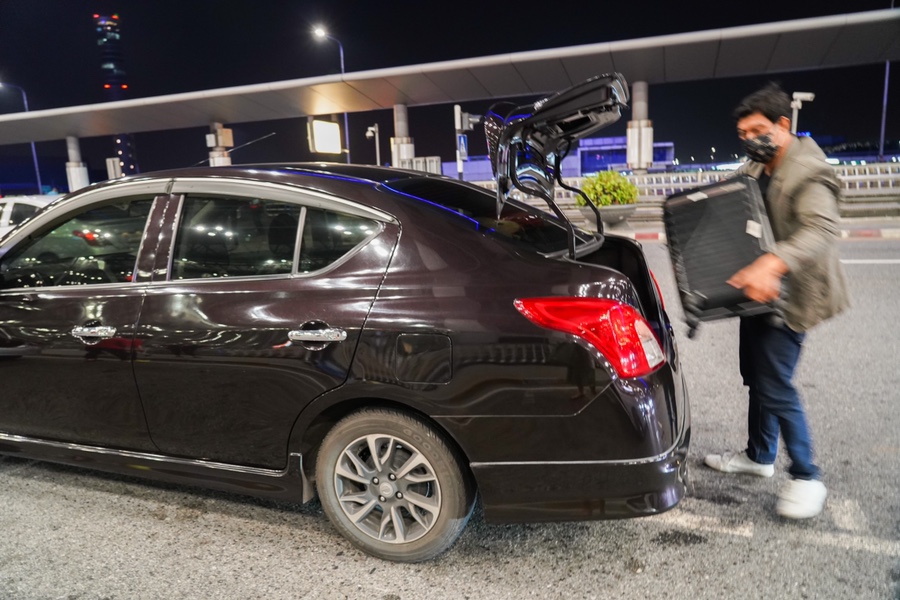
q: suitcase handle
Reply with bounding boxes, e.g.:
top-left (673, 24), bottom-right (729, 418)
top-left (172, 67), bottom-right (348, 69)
top-left (682, 293), bottom-right (786, 339)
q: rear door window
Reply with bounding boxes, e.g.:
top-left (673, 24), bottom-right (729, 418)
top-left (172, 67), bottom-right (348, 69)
top-left (299, 207), bottom-right (380, 273)
top-left (170, 195), bottom-right (380, 279)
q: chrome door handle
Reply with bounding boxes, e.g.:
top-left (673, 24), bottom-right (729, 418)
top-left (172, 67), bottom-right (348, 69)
top-left (288, 328), bottom-right (347, 343)
top-left (71, 325), bottom-right (117, 345)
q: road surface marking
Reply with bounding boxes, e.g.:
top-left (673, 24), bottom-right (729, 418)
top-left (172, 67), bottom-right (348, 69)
top-left (830, 498), bottom-right (870, 533)
top-left (653, 505), bottom-right (899, 557)
top-left (788, 529), bottom-right (900, 558)
top-left (653, 510), bottom-right (754, 538)
top-left (840, 259), bottom-right (900, 264)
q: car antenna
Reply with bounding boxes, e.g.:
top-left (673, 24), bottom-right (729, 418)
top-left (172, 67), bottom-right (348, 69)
top-left (189, 132), bottom-right (277, 166)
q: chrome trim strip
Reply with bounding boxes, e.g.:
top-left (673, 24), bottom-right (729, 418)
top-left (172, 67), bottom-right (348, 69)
top-left (0, 281), bottom-right (147, 294)
top-left (71, 325), bottom-right (117, 338)
top-left (168, 177), bottom-right (398, 224)
top-left (0, 179), bottom-right (172, 256)
top-left (159, 183), bottom-right (387, 282)
top-left (289, 327), bottom-right (347, 342)
top-left (470, 428), bottom-right (687, 468)
top-left (0, 432), bottom-right (292, 478)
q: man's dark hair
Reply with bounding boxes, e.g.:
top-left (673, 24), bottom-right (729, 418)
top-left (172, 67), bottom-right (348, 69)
top-left (733, 82), bottom-right (792, 123)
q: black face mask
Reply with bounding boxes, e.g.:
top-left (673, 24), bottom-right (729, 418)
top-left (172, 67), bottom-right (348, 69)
top-left (742, 132), bottom-right (779, 164)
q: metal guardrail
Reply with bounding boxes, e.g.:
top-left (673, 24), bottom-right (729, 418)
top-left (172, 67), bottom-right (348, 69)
top-left (473, 162), bottom-right (900, 222)
top-left (628, 163), bottom-right (900, 199)
top-left (833, 164), bottom-right (900, 197)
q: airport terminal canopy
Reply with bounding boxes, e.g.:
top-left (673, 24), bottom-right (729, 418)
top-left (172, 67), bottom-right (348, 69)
top-left (0, 9), bottom-right (897, 145)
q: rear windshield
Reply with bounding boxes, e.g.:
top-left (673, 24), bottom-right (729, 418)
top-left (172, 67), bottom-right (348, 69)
top-left (384, 178), bottom-right (589, 254)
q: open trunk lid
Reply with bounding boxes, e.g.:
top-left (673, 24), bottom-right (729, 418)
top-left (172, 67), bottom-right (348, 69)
top-left (484, 73), bottom-right (630, 258)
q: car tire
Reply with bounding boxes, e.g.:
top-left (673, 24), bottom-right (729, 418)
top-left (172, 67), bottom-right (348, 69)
top-left (316, 408), bottom-right (475, 562)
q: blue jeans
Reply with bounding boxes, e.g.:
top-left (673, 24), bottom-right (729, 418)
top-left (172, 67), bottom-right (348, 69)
top-left (739, 315), bottom-right (820, 480)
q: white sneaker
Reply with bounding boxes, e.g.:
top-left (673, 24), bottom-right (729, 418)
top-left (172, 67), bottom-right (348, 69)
top-left (704, 450), bottom-right (775, 477)
top-left (776, 478), bottom-right (827, 519)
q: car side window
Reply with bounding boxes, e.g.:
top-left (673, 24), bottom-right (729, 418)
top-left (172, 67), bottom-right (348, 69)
top-left (299, 207), bottom-right (379, 273)
top-left (170, 196), bottom-right (381, 279)
top-left (171, 195), bottom-right (302, 279)
top-left (9, 202), bottom-right (41, 227)
top-left (0, 196), bottom-right (155, 289)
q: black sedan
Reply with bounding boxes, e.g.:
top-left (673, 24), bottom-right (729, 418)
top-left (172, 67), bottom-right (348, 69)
top-left (0, 163), bottom-right (688, 561)
top-left (0, 75), bottom-right (689, 562)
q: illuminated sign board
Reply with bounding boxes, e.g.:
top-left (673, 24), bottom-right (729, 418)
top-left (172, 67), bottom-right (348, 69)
top-left (307, 119), bottom-right (342, 154)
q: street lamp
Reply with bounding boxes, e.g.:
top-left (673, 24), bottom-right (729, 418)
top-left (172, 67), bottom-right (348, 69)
top-left (313, 26), bottom-right (350, 164)
top-left (0, 82), bottom-right (43, 193)
top-left (790, 91), bottom-right (815, 135)
top-left (366, 124), bottom-right (381, 165)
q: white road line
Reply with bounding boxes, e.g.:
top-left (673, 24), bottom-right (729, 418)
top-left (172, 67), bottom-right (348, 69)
top-left (786, 529), bottom-right (900, 558)
top-left (840, 259), bottom-right (900, 264)
top-left (830, 498), bottom-right (870, 533)
top-left (653, 510), bottom-right (754, 538)
top-left (653, 505), bottom-right (900, 557)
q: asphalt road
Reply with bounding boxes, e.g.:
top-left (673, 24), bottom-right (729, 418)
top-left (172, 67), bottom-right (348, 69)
top-left (2, 239), bottom-right (899, 600)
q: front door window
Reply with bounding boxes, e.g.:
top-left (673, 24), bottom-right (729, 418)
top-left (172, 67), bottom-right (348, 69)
top-left (0, 196), bottom-right (155, 289)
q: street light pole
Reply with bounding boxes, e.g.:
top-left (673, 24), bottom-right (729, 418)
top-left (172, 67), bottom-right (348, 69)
top-left (0, 82), bottom-right (43, 193)
top-left (878, 60), bottom-right (890, 162)
top-left (790, 91), bottom-right (815, 135)
top-left (878, 0), bottom-right (895, 161)
top-left (366, 124), bottom-right (381, 165)
top-left (313, 27), bottom-right (350, 164)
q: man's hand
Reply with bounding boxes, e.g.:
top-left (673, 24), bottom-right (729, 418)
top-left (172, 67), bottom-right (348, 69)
top-left (727, 253), bottom-right (788, 303)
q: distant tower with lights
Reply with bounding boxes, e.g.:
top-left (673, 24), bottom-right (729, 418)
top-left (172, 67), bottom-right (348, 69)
top-left (93, 13), bottom-right (139, 176)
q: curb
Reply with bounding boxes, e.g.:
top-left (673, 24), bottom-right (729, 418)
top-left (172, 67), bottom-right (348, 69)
top-left (841, 228), bottom-right (900, 239)
top-left (633, 232), bottom-right (666, 242)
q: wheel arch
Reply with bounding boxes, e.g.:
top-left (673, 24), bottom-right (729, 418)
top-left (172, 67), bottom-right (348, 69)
top-left (290, 394), bottom-right (476, 493)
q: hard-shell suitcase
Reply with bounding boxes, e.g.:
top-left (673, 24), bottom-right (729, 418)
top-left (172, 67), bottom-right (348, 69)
top-left (663, 174), bottom-right (781, 337)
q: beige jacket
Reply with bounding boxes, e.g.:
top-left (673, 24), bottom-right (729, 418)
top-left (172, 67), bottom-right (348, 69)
top-left (738, 136), bottom-right (850, 332)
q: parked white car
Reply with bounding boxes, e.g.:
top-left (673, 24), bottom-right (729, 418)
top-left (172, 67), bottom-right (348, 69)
top-left (0, 196), bottom-right (57, 239)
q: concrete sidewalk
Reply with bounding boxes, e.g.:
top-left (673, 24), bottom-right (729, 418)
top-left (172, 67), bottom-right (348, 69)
top-left (609, 217), bottom-right (900, 242)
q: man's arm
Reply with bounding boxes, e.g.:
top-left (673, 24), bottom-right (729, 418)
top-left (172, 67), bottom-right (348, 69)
top-left (729, 169), bottom-right (840, 303)
top-left (727, 252), bottom-right (788, 303)
top-left (769, 177), bottom-right (841, 275)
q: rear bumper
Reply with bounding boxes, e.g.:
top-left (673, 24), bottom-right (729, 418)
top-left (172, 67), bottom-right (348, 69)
top-left (472, 422), bottom-right (690, 523)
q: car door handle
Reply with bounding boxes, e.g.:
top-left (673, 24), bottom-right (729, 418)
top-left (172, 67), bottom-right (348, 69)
top-left (288, 327), bottom-right (347, 343)
top-left (71, 325), bottom-right (117, 344)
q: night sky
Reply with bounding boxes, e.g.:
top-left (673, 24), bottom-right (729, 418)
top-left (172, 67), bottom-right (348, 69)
top-left (0, 0), bottom-right (897, 191)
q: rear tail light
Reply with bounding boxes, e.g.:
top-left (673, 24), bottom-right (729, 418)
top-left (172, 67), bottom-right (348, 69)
top-left (514, 297), bottom-right (665, 378)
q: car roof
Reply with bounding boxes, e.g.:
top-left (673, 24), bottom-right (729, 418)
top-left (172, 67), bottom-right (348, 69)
top-left (102, 163), bottom-right (441, 187)
top-left (62, 163), bottom-right (462, 203)
top-left (253, 163), bottom-right (436, 184)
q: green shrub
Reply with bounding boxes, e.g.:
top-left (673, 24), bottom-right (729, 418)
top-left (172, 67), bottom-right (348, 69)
top-left (575, 170), bottom-right (638, 207)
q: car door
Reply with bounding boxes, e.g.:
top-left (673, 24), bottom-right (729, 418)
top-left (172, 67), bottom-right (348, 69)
top-left (0, 183), bottom-right (169, 450)
top-left (133, 179), bottom-right (399, 469)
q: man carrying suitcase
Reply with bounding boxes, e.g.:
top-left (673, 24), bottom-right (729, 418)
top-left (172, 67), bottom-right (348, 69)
top-left (703, 82), bottom-right (850, 519)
